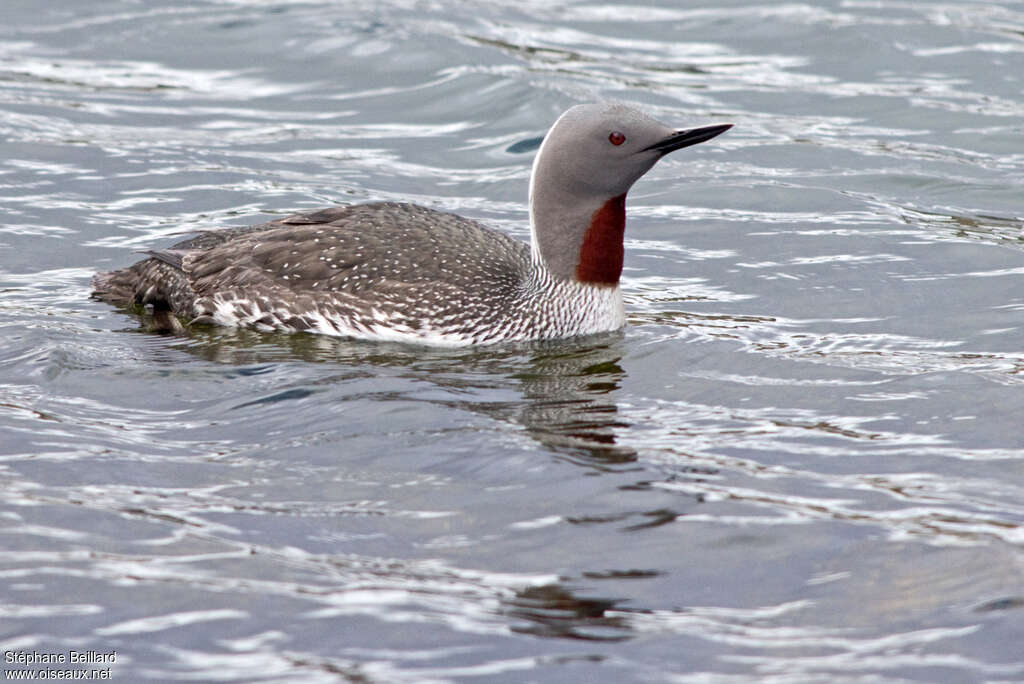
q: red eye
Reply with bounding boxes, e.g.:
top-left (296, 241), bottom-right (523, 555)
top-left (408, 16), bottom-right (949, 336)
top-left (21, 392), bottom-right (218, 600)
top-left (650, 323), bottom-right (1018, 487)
top-left (608, 131), bottom-right (626, 146)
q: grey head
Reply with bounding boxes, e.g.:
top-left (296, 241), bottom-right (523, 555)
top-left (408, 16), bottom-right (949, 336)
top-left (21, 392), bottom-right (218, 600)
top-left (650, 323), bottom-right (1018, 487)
top-left (528, 102), bottom-right (731, 285)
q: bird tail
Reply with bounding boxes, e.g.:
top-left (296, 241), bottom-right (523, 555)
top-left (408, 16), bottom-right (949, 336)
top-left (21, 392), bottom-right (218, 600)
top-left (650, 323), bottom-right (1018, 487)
top-left (91, 269), bottom-right (140, 305)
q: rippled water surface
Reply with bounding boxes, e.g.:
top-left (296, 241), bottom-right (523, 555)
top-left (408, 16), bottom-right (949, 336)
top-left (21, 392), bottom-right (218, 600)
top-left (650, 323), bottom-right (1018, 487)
top-left (2, 1), bottom-right (1023, 681)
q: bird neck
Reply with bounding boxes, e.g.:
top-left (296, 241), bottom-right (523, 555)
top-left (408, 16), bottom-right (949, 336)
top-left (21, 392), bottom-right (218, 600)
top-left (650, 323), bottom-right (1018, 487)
top-left (529, 187), bottom-right (627, 287)
top-left (574, 194), bottom-right (625, 285)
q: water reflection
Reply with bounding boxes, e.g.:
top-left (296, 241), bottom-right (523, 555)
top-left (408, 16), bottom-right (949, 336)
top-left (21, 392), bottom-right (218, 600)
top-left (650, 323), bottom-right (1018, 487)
top-left (510, 346), bottom-right (638, 467)
top-left (504, 584), bottom-right (630, 642)
top-left (104, 311), bottom-right (640, 467)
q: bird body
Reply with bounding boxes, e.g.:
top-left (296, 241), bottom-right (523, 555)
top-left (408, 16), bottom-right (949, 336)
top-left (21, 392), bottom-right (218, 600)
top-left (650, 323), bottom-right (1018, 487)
top-left (94, 103), bottom-right (731, 346)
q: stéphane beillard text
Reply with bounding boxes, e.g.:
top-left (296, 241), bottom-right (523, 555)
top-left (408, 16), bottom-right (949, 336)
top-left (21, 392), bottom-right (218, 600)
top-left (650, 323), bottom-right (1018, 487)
top-left (4, 650), bottom-right (117, 665)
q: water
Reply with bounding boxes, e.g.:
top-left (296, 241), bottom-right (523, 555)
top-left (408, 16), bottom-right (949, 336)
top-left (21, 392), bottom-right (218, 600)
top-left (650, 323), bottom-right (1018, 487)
top-left (2, 1), bottom-right (1023, 681)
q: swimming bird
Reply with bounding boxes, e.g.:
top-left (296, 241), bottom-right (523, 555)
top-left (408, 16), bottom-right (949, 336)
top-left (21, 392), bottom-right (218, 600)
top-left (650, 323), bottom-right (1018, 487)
top-left (93, 103), bottom-right (731, 345)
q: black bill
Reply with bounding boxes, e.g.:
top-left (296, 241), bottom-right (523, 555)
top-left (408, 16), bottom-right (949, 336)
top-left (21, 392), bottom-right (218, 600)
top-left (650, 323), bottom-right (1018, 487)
top-left (643, 123), bottom-right (733, 155)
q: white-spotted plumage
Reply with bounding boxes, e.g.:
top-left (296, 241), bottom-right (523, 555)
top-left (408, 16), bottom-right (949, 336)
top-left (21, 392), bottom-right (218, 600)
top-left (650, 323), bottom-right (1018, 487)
top-left (186, 248), bottom-right (624, 346)
top-left (93, 104), bottom-right (730, 346)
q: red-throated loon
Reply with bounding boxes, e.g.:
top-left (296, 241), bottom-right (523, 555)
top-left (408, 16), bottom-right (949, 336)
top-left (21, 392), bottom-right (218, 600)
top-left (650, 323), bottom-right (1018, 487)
top-left (93, 103), bottom-right (731, 345)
